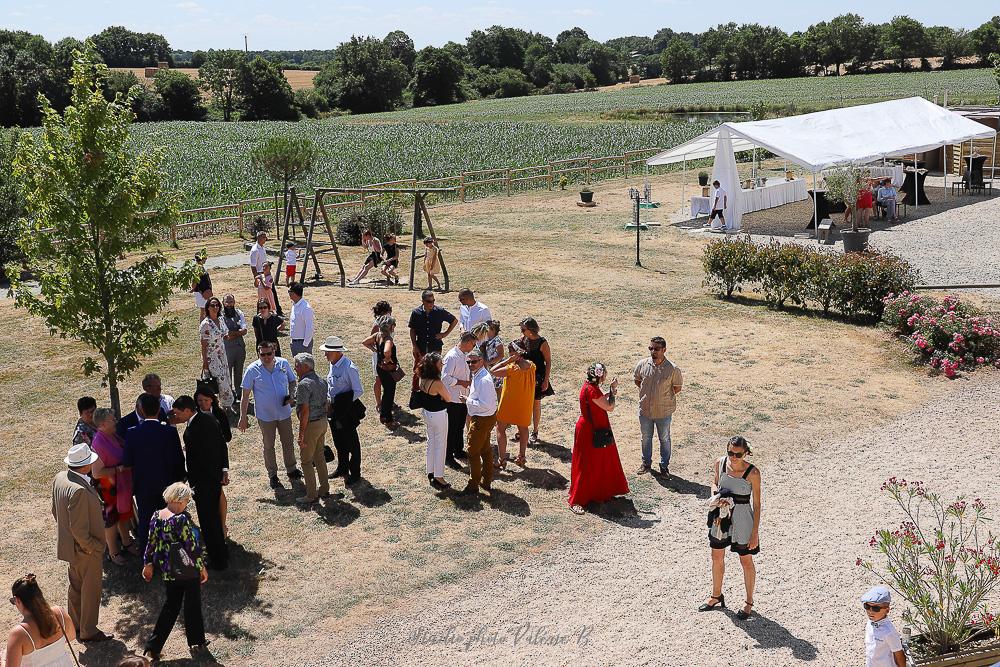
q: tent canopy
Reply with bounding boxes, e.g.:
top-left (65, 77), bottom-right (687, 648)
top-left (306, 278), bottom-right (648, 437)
top-left (646, 97), bottom-right (997, 172)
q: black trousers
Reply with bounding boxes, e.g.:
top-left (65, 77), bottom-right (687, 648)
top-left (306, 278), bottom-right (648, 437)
top-left (376, 368), bottom-right (397, 424)
top-left (446, 402), bottom-right (467, 459)
top-left (270, 283), bottom-right (283, 316)
top-left (135, 494), bottom-right (166, 552)
top-left (330, 422), bottom-right (361, 479)
top-left (145, 579), bottom-right (205, 653)
top-left (192, 482), bottom-right (227, 570)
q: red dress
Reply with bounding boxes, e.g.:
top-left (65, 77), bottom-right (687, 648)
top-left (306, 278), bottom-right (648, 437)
top-left (857, 187), bottom-right (873, 209)
top-left (568, 383), bottom-right (630, 507)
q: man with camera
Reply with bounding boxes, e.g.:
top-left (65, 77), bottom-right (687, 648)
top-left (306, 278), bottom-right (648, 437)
top-left (238, 341), bottom-right (302, 489)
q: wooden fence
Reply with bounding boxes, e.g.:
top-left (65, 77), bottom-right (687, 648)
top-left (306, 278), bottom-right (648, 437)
top-left (161, 147), bottom-right (665, 242)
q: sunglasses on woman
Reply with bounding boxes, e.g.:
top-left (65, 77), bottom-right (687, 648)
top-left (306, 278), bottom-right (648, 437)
top-left (726, 450), bottom-right (745, 458)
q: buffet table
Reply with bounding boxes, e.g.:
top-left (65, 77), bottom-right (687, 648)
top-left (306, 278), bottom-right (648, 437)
top-left (690, 178), bottom-right (809, 219)
top-left (868, 165), bottom-right (904, 187)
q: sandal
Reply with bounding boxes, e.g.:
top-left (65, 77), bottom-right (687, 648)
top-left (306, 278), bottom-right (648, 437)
top-left (698, 594), bottom-right (726, 612)
top-left (122, 540), bottom-right (141, 557)
top-left (737, 600), bottom-right (754, 620)
top-left (109, 552), bottom-right (128, 566)
top-left (570, 504), bottom-right (585, 515)
top-left (528, 432), bottom-right (539, 445)
top-left (514, 455), bottom-right (527, 468)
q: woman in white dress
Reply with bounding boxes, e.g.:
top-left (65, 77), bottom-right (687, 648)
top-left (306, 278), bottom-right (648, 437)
top-left (4, 574), bottom-right (77, 667)
top-left (199, 296), bottom-right (234, 408)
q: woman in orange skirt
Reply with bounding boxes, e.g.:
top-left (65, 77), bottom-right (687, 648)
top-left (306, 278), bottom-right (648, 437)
top-left (491, 341), bottom-right (535, 469)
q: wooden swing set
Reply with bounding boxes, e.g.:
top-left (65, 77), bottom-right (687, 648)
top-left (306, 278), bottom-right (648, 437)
top-left (273, 186), bottom-right (456, 291)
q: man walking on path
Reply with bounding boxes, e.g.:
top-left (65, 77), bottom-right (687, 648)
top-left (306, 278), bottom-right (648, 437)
top-left (238, 341), bottom-right (302, 489)
top-left (288, 282), bottom-right (315, 356)
top-left (707, 180), bottom-right (727, 231)
top-left (249, 230), bottom-right (284, 316)
top-left (52, 443), bottom-right (113, 642)
top-left (460, 348), bottom-right (498, 495)
top-left (634, 336), bottom-right (683, 476)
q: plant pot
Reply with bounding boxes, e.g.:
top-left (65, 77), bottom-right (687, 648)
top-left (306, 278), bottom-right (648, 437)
top-left (913, 640), bottom-right (1000, 666)
top-left (841, 228), bottom-right (871, 253)
top-left (580, 191), bottom-right (594, 203)
top-left (698, 174), bottom-right (709, 186)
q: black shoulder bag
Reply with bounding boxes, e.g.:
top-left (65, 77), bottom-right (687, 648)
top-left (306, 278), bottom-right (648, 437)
top-left (584, 387), bottom-right (614, 448)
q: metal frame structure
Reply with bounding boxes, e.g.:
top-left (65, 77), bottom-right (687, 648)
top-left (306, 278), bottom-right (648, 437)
top-left (274, 187), bottom-right (345, 286)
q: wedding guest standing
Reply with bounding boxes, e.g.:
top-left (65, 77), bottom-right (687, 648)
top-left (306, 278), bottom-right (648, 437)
top-left (287, 282), bottom-right (315, 356)
top-left (141, 482), bottom-right (209, 662)
top-left (518, 317), bottom-right (553, 445)
top-left (251, 298), bottom-right (285, 360)
top-left (194, 387), bottom-right (232, 539)
top-left (293, 353), bottom-right (331, 505)
top-left (173, 395), bottom-right (228, 571)
top-left (51, 443), bottom-right (111, 643)
top-left (442, 332), bottom-right (478, 466)
top-left (191, 253), bottom-right (212, 322)
top-left (90, 408), bottom-right (137, 565)
top-left (491, 341), bottom-right (535, 469)
top-left (700, 436), bottom-right (762, 620)
top-left (322, 336), bottom-right (365, 485)
top-left (199, 296), bottom-right (234, 410)
top-left (568, 363), bottom-right (629, 515)
top-left (72, 396), bottom-right (97, 446)
top-left (458, 289), bottom-right (492, 333)
top-left (361, 315), bottom-right (401, 430)
top-left (116, 375), bottom-right (173, 438)
top-left (414, 352), bottom-right (451, 490)
top-left (369, 301), bottom-right (393, 413)
top-left (634, 336), bottom-right (683, 476)
top-left (249, 228), bottom-right (282, 315)
top-left (861, 586), bottom-right (905, 667)
top-left (4, 574), bottom-right (77, 667)
top-left (460, 348), bottom-right (497, 495)
top-left (221, 294), bottom-right (249, 409)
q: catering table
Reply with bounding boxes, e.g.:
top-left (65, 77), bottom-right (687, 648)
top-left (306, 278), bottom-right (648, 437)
top-left (689, 178), bottom-right (808, 219)
top-left (868, 165), bottom-right (904, 187)
top-left (900, 168), bottom-right (931, 205)
top-left (807, 189), bottom-right (847, 229)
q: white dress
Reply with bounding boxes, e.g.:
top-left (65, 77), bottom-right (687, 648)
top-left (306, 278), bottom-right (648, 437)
top-left (17, 614), bottom-right (75, 667)
top-left (200, 317), bottom-right (235, 406)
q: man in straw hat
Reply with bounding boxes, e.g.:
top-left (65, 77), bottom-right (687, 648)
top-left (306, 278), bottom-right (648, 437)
top-left (321, 335), bottom-right (365, 484)
top-left (51, 442), bottom-right (113, 642)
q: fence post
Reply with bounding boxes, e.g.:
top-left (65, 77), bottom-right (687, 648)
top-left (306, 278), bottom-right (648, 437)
top-left (506, 169), bottom-right (512, 196)
top-left (547, 164), bottom-right (553, 191)
top-left (623, 154), bottom-right (628, 177)
top-left (460, 174), bottom-right (466, 202)
top-left (237, 200), bottom-right (244, 239)
top-left (586, 159), bottom-right (592, 185)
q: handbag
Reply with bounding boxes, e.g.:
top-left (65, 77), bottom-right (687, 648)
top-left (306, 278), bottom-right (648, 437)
top-left (323, 445), bottom-right (335, 463)
top-left (167, 521), bottom-right (201, 581)
top-left (388, 366), bottom-right (405, 383)
top-left (583, 386), bottom-right (614, 448)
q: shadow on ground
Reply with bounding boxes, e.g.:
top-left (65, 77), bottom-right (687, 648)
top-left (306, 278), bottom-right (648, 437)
top-left (589, 497), bottom-right (659, 528)
top-left (727, 610), bottom-right (820, 661)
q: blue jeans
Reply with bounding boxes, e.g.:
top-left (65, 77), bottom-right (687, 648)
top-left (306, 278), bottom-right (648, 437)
top-left (639, 414), bottom-right (672, 469)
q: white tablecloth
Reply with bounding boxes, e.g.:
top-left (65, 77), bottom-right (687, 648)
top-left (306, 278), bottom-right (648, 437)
top-left (869, 165), bottom-right (904, 187)
top-left (690, 178), bottom-right (808, 219)
top-left (690, 196), bottom-right (711, 218)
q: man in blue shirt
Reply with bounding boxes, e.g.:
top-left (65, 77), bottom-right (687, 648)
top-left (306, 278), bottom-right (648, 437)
top-left (321, 336), bottom-right (365, 484)
top-left (876, 179), bottom-right (899, 222)
top-left (238, 341), bottom-right (302, 489)
top-left (122, 393), bottom-right (186, 551)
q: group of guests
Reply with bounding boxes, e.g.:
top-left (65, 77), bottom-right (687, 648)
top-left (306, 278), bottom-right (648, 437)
top-left (40, 374), bottom-right (234, 662)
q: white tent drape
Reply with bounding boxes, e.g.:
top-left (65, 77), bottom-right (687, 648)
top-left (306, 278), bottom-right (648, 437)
top-left (711, 127), bottom-right (742, 231)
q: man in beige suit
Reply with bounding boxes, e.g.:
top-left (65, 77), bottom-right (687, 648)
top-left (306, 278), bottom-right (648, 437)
top-left (52, 442), bottom-right (113, 642)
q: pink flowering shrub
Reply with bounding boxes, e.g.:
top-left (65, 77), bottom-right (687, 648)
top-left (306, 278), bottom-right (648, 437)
top-left (858, 478), bottom-right (1000, 656)
top-left (882, 292), bottom-right (1000, 379)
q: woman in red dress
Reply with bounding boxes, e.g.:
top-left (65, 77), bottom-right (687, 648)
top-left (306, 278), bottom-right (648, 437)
top-left (568, 362), bottom-right (630, 514)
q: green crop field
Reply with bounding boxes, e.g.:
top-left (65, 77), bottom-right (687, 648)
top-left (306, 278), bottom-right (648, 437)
top-left (130, 67), bottom-right (997, 209)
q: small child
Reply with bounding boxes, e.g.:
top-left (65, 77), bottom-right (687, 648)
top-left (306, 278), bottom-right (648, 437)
top-left (862, 585), bottom-right (905, 667)
top-left (284, 242), bottom-right (299, 285)
top-left (422, 236), bottom-right (441, 290)
top-left (256, 261), bottom-right (277, 312)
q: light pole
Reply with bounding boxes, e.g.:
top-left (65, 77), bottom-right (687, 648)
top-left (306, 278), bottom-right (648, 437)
top-left (629, 187), bottom-right (642, 267)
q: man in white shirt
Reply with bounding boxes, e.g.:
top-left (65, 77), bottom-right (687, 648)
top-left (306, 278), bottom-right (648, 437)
top-left (458, 288), bottom-right (492, 333)
top-left (460, 348), bottom-right (498, 495)
top-left (708, 179), bottom-right (727, 231)
top-left (287, 282), bottom-right (315, 355)
top-left (442, 332), bottom-right (478, 467)
top-left (248, 230), bottom-right (283, 315)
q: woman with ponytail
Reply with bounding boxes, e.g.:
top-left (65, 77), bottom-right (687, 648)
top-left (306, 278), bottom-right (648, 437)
top-left (4, 574), bottom-right (77, 667)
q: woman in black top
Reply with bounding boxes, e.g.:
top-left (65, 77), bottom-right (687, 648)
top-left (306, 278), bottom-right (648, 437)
top-left (380, 233), bottom-right (400, 285)
top-left (251, 298), bottom-right (285, 359)
top-left (416, 352), bottom-right (451, 490)
top-left (361, 315), bottom-right (400, 430)
top-left (519, 317), bottom-right (554, 445)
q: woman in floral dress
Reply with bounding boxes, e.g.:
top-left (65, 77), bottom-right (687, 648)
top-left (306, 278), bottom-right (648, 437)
top-left (199, 296), bottom-right (234, 408)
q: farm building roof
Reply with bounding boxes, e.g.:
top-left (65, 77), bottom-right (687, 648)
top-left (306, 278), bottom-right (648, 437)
top-left (646, 97), bottom-right (996, 172)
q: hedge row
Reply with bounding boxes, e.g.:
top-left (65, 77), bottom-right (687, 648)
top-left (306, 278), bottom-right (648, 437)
top-left (702, 237), bottom-right (920, 321)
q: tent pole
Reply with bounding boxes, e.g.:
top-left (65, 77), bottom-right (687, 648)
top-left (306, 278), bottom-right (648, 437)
top-left (992, 133), bottom-right (997, 182)
top-left (914, 154), bottom-right (919, 210)
top-left (681, 158), bottom-right (687, 216)
top-left (942, 144), bottom-right (947, 198)
top-left (812, 171), bottom-right (819, 241)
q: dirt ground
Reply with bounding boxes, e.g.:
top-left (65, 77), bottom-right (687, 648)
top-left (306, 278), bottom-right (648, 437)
top-left (0, 172), bottom-right (935, 665)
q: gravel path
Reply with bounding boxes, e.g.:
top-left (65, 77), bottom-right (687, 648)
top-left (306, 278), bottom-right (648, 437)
top-left (304, 372), bottom-right (1000, 667)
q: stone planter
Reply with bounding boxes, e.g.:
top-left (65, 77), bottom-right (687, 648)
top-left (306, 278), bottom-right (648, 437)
top-left (580, 190), bottom-right (594, 203)
top-left (913, 641), bottom-right (1000, 666)
top-left (841, 228), bottom-right (871, 253)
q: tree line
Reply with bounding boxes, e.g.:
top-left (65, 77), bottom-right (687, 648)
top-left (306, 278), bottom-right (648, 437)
top-left (2, 15), bottom-right (1000, 126)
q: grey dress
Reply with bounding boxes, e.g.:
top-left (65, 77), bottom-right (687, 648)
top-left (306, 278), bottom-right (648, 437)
top-left (708, 456), bottom-right (759, 555)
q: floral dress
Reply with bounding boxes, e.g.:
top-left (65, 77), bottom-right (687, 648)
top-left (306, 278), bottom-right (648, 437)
top-left (200, 317), bottom-right (234, 406)
top-left (143, 511), bottom-right (205, 580)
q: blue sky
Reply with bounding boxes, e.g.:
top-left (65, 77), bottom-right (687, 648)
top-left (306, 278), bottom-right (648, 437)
top-left (1, 0), bottom-right (996, 51)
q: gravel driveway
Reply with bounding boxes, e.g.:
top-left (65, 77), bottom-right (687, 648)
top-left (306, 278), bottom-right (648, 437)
top-left (303, 372), bottom-right (1000, 667)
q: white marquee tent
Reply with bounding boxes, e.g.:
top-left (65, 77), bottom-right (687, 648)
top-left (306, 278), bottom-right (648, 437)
top-left (646, 97), bottom-right (997, 231)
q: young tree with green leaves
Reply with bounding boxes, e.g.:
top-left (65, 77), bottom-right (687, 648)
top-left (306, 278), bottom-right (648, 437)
top-left (199, 49), bottom-right (244, 121)
top-left (249, 136), bottom-right (317, 226)
top-left (6, 45), bottom-right (197, 416)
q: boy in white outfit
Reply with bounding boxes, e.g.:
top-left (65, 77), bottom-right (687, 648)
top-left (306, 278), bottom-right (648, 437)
top-left (862, 585), bottom-right (905, 667)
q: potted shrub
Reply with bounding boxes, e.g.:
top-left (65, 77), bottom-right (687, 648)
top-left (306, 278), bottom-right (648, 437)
top-left (698, 170), bottom-right (710, 186)
top-left (858, 478), bottom-right (1000, 666)
top-left (824, 165), bottom-right (871, 252)
top-left (579, 186), bottom-right (594, 203)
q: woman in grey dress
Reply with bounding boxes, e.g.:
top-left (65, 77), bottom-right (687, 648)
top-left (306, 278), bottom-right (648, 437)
top-left (699, 436), bottom-right (761, 620)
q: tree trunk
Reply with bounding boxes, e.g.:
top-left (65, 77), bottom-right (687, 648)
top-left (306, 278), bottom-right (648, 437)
top-left (106, 354), bottom-right (121, 418)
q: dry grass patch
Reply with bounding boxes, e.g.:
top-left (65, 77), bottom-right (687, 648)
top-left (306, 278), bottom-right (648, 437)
top-left (0, 175), bottom-right (930, 663)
